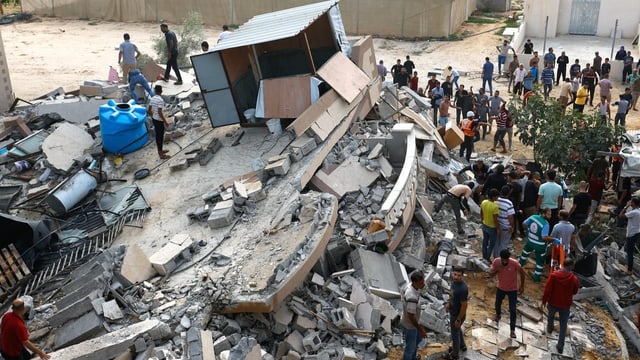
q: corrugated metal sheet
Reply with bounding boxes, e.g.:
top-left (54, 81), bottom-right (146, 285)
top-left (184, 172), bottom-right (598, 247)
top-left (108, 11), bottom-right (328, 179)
top-left (212, 0), bottom-right (339, 52)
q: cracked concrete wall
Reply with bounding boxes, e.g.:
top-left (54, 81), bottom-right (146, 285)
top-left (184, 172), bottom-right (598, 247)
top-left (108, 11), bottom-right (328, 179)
top-left (0, 30), bottom-right (14, 112)
top-left (21, 0), bottom-right (476, 38)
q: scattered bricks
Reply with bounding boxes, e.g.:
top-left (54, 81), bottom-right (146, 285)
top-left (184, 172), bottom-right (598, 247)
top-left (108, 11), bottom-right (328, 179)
top-left (222, 319), bottom-right (241, 335)
top-left (326, 282), bottom-right (347, 297)
top-left (181, 101), bottom-right (191, 110)
top-left (311, 273), bottom-right (325, 286)
top-left (272, 303), bottom-right (294, 335)
top-left (302, 332), bottom-right (322, 352)
top-left (220, 189), bottom-right (233, 201)
top-left (367, 143), bottom-right (384, 160)
top-left (330, 307), bottom-right (358, 330)
top-left (286, 350), bottom-right (301, 360)
top-left (169, 158), bottom-right (189, 172)
top-left (351, 213), bottom-right (369, 228)
top-left (206, 137), bottom-right (222, 153)
top-left (119, 245), bottom-right (157, 285)
top-left (207, 200), bottom-right (235, 229)
top-left (336, 297), bottom-right (356, 313)
top-left (265, 157), bottom-right (291, 176)
top-left (213, 336), bottom-right (231, 355)
top-left (102, 300), bottom-right (124, 321)
top-left (370, 187), bottom-right (386, 204)
top-left (49, 295), bottom-right (96, 327)
top-left (283, 330), bottom-right (305, 354)
top-left (148, 234), bottom-right (194, 276)
top-left (54, 311), bottom-right (105, 349)
top-left (290, 135), bottom-right (317, 156)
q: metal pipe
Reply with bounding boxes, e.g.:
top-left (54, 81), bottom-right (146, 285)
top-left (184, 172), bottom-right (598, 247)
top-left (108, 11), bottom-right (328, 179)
top-left (543, 16), bottom-right (549, 54)
top-left (611, 19), bottom-right (619, 60)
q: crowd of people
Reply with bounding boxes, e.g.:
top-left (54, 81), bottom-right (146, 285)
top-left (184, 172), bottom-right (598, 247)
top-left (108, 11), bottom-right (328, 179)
top-left (395, 39), bottom-right (640, 360)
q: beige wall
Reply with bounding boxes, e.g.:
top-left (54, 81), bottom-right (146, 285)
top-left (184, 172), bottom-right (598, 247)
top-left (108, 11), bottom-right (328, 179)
top-left (526, 0), bottom-right (640, 39)
top-left (22, 0), bottom-right (476, 38)
top-left (0, 30), bottom-right (14, 112)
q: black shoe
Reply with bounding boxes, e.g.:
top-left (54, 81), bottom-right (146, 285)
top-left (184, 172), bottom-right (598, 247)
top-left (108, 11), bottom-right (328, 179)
top-left (556, 345), bottom-right (563, 354)
top-left (461, 345), bottom-right (467, 352)
top-left (174, 81), bottom-right (183, 85)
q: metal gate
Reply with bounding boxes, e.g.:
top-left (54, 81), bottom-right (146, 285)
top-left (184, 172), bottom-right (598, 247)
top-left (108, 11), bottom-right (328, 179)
top-left (569, 0), bottom-right (600, 35)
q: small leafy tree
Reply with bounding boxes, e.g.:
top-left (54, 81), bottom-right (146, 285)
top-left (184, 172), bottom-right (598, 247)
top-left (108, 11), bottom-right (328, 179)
top-left (509, 89), bottom-right (623, 179)
top-left (152, 11), bottom-right (205, 67)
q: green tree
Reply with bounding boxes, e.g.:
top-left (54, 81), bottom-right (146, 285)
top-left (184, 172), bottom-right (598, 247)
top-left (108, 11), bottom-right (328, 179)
top-left (152, 11), bottom-right (205, 68)
top-left (509, 90), bottom-right (622, 179)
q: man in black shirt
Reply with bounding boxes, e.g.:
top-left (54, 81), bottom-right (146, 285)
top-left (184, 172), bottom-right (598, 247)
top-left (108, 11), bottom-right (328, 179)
top-left (396, 67), bottom-right (410, 88)
top-left (442, 76), bottom-right (453, 98)
top-left (482, 164), bottom-right (507, 199)
top-left (555, 51), bottom-right (569, 85)
top-left (523, 39), bottom-right (534, 54)
top-left (522, 172), bottom-right (541, 219)
top-left (569, 59), bottom-right (581, 79)
top-left (404, 55), bottom-right (415, 75)
top-left (391, 59), bottom-right (403, 84)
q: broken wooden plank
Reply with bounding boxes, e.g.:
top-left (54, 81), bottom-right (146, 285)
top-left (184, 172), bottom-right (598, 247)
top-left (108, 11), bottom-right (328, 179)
top-left (317, 52), bottom-right (370, 103)
top-left (286, 89), bottom-right (343, 139)
top-left (350, 36), bottom-right (377, 81)
top-left (262, 75), bottom-right (312, 119)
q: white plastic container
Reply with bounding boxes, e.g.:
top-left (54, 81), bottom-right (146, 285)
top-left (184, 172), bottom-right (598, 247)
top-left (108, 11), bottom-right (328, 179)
top-left (46, 169), bottom-right (98, 215)
top-left (243, 108), bottom-right (256, 123)
top-left (266, 118), bottom-right (282, 137)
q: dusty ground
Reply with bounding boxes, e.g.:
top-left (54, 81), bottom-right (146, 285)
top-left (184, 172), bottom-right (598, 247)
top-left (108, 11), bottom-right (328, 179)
top-left (2, 7), bottom-right (638, 360)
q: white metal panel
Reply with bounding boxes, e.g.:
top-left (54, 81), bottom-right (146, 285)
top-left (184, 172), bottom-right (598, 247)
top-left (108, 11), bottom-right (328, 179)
top-left (212, 0), bottom-right (339, 51)
top-left (569, 0), bottom-right (600, 35)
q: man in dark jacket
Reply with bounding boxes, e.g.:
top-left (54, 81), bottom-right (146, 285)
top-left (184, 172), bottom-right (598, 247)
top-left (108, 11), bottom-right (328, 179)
top-left (542, 258), bottom-right (579, 355)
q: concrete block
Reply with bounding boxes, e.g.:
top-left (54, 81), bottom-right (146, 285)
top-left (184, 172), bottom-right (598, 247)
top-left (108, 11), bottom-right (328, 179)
top-left (119, 245), bottom-right (157, 285)
top-left (302, 332), bottom-right (322, 352)
top-left (330, 308), bottom-right (357, 330)
top-left (367, 143), bottom-right (384, 160)
top-left (265, 157), bottom-right (291, 176)
top-left (342, 347), bottom-right (358, 360)
top-left (363, 229), bottom-right (389, 245)
top-left (49, 295), bottom-right (96, 327)
top-left (290, 135), bottom-right (317, 156)
top-left (92, 297), bottom-right (106, 315)
top-left (311, 273), bottom-right (325, 286)
top-left (148, 234), bottom-right (193, 276)
top-left (201, 330), bottom-right (215, 360)
top-left (102, 300), bottom-right (124, 321)
top-left (54, 311), bottom-right (105, 349)
top-left (169, 158), bottom-right (189, 171)
top-left (447, 254), bottom-right (469, 270)
top-left (213, 335), bottom-right (231, 354)
top-left (283, 330), bottom-right (305, 354)
top-left (70, 251), bottom-right (114, 281)
top-left (207, 200), bottom-right (235, 228)
top-left (293, 315), bottom-right (317, 334)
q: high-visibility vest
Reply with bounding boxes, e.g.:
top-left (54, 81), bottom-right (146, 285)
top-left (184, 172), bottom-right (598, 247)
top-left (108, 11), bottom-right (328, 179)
top-left (460, 118), bottom-right (475, 137)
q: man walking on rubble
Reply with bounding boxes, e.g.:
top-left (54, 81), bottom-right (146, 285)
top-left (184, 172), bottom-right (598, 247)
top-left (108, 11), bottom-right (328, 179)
top-left (445, 268), bottom-right (468, 360)
top-left (489, 249), bottom-right (525, 339)
top-left (0, 298), bottom-right (50, 360)
top-left (481, 188), bottom-right (500, 261)
top-left (542, 257), bottom-right (579, 355)
top-left (160, 23), bottom-right (183, 85)
top-left (495, 185), bottom-right (515, 257)
top-left (519, 208), bottom-right (554, 282)
top-left (118, 33), bottom-right (140, 83)
top-left (401, 270), bottom-right (428, 360)
top-left (434, 183), bottom-right (473, 235)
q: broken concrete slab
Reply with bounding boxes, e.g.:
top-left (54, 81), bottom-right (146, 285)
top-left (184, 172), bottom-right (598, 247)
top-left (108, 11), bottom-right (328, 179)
top-left (54, 310), bottom-right (105, 349)
top-left (49, 294), bottom-right (96, 327)
top-left (102, 299), bottom-right (124, 321)
top-left (42, 122), bottom-right (95, 172)
top-left (119, 245), bottom-right (157, 285)
top-left (310, 156), bottom-right (379, 198)
top-left (49, 320), bottom-right (171, 359)
top-left (35, 98), bottom-right (109, 124)
top-left (350, 248), bottom-right (403, 299)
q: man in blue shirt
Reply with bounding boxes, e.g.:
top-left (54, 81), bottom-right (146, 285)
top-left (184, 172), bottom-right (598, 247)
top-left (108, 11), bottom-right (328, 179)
top-left (482, 57), bottom-right (494, 96)
top-left (541, 63), bottom-right (555, 100)
top-left (118, 33), bottom-right (139, 83)
top-left (543, 48), bottom-right (556, 69)
top-left (160, 23), bottom-right (183, 85)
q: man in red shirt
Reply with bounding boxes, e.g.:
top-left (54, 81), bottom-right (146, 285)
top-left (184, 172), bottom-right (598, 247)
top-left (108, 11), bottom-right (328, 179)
top-left (0, 299), bottom-right (49, 360)
top-left (489, 249), bottom-right (525, 339)
top-left (542, 258), bottom-right (579, 355)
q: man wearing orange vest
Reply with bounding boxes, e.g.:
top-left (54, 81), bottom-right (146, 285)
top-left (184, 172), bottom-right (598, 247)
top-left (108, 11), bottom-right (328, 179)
top-left (459, 111), bottom-right (477, 162)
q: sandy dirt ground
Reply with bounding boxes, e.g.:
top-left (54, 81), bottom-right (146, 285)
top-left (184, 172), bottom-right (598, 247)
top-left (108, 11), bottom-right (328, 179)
top-left (2, 8), bottom-right (638, 360)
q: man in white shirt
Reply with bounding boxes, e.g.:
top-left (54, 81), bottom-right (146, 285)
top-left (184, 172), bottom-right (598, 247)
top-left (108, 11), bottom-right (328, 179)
top-left (218, 25), bottom-right (233, 43)
top-left (148, 85), bottom-right (171, 159)
top-left (512, 63), bottom-right (527, 95)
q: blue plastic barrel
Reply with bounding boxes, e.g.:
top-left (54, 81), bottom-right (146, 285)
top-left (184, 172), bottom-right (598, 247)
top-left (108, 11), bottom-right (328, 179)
top-left (99, 99), bottom-right (148, 154)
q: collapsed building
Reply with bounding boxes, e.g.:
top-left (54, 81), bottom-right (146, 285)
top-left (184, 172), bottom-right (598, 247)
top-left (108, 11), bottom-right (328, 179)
top-left (0, 2), bottom-right (639, 360)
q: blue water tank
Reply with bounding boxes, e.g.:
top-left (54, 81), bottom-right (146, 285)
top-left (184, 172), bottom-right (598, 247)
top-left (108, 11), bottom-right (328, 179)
top-left (99, 99), bottom-right (148, 154)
